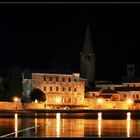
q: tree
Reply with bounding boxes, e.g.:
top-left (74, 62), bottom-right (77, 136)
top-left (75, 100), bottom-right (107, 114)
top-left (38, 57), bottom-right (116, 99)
top-left (30, 88), bottom-right (46, 102)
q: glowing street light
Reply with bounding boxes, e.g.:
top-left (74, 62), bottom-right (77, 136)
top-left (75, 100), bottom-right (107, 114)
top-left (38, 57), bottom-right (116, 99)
top-left (127, 99), bottom-right (133, 104)
top-left (13, 97), bottom-right (19, 102)
top-left (97, 98), bottom-right (103, 104)
top-left (56, 97), bottom-right (61, 104)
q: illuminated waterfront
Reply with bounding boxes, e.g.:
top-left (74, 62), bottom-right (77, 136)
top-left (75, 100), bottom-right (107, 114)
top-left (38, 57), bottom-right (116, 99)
top-left (0, 112), bottom-right (140, 138)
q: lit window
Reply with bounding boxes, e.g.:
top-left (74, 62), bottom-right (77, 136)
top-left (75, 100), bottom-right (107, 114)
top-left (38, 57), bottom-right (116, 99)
top-left (50, 87), bottom-right (52, 91)
top-left (44, 86), bottom-right (46, 91)
top-left (56, 87), bottom-right (59, 91)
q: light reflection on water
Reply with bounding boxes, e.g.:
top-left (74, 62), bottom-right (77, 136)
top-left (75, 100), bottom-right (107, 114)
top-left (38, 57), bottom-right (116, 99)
top-left (56, 113), bottom-right (60, 137)
top-left (98, 112), bottom-right (102, 137)
top-left (14, 113), bottom-right (18, 138)
top-left (127, 112), bottom-right (131, 138)
top-left (0, 113), bottom-right (140, 138)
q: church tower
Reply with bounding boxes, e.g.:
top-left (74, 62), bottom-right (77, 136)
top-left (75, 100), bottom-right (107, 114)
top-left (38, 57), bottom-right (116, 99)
top-left (80, 24), bottom-right (95, 91)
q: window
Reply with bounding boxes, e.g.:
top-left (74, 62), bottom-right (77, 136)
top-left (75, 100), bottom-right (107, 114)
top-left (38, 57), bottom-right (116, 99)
top-left (62, 87), bottom-right (65, 92)
top-left (68, 78), bottom-right (71, 82)
top-left (62, 77), bottom-right (65, 82)
top-left (50, 87), bottom-right (52, 91)
top-left (133, 94), bottom-right (135, 98)
top-left (69, 87), bottom-right (71, 92)
top-left (44, 76), bottom-right (46, 81)
top-left (74, 88), bottom-right (77, 92)
top-left (50, 77), bottom-right (52, 81)
top-left (56, 87), bottom-right (59, 91)
top-left (127, 84), bottom-right (129, 87)
top-left (56, 77), bottom-right (59, 82)
top-left (124, 94), bottom-right (126, 98)
top-left (44, 86), bottom-right (46, 91)
top-left (137, 94), bottom-right (139, 99)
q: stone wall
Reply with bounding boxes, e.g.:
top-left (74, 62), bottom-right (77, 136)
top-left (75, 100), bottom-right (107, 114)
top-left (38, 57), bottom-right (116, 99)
top-left (0, 102), bottom-right (23, 110)
top-left (85, 98), bottom-right (129, 110)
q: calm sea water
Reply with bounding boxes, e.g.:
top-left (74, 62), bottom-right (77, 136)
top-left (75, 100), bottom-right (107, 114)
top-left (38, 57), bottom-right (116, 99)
top-left (0, 112), bottom-right (140, 138)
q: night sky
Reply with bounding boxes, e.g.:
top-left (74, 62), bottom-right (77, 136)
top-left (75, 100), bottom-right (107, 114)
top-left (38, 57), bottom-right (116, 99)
top-left (0, 3), bottom-right (140, 81)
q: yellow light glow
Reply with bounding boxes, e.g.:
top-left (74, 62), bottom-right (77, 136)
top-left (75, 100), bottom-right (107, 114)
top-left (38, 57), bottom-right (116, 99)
top-left (127, 112), bottom-right (131, 137)
top-left (97, 98), bottom-right (103, 104)
top-left (15, 113), bottom-right (18, 138)
top-left (56, 113), bottom-right (61, 137)
top-left (35, 118), bottom-right (38, 134)
top-left (127, 99), bottom-right (133, 104)
top-left (98, 112), bottom-right (102, 137)
top-left (56, 97), bottom-right (61, 103)
top-left (13, 97), bottom-right (18, 102)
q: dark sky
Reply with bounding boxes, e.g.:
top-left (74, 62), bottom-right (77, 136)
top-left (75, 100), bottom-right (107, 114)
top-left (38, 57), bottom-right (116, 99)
top-left (0, 3), bottom-right (140, 80)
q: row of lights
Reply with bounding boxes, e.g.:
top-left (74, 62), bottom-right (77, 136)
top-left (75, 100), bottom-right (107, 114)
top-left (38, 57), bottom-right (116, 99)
top-left (97, 98), bottom-right (134, 104)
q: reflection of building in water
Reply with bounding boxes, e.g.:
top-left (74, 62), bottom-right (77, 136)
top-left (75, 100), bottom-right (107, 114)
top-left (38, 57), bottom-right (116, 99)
top-left (21, 118), bottom-right (33, 137)
top-left (40, 117), bottom-right (85, 137)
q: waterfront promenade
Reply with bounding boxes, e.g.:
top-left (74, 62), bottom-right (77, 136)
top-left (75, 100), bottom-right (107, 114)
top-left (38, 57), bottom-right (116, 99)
top-left (0, 109), bottom-right (140, 119)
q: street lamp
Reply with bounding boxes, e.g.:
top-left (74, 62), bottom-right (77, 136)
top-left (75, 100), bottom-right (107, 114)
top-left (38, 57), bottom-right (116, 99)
top-left (97, 98), bottom-right (103, 104)
top-left (127, 99), bottom-right (133, 110)
top-left (13, 97), bottom-right (19, 110)
top-left (13, 97), bottom-right (19, 102)
top-left (97, 98), bottom-right (103, 109)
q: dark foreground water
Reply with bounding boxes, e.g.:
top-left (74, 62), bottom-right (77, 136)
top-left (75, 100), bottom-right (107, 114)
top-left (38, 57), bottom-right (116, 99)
top-left (0, 112), bottom-right (140, 138)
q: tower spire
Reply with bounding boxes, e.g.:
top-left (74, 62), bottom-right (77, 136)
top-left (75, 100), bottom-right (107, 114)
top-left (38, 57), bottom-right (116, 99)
top-left (82, 24), bottom-right (94, 53)
top-left (80, 23), bottom-right (95, 91)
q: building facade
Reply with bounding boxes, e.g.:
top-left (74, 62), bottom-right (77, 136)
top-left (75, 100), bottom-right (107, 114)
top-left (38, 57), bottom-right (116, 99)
top-left (32, 73), bottom-right (86, 107)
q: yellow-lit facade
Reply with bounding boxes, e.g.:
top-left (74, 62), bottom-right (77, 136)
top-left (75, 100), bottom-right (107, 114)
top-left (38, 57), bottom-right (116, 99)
top-left (32, 73), bottom-right (86, 108)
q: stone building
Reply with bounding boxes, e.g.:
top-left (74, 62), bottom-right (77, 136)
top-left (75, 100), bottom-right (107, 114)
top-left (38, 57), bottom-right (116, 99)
top-left (32, 73), bottom-right (86, 108)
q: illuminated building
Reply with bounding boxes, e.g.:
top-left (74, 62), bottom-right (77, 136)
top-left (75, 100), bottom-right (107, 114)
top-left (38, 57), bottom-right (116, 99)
top-left (32, 73), bottom-right (86, 108)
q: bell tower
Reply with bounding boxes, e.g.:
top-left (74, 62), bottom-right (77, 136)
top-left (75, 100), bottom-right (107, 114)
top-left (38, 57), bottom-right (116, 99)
top-left (80, 24), bottom-right (95, 91)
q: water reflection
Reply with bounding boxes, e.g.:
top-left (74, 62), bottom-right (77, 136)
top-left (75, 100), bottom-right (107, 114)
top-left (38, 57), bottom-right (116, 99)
top-left (127, 112), bottom-right (131, 138)
top-left (1, 113), bottom-right (140, 137)
top-left (14, 113), bottom-right (18, 138)
top-left (56, 113), bottom-right (60, 137)
top-left (98, 112), bottom-right (102, 137)
top-left (35, 117), bottom-right (38, 134)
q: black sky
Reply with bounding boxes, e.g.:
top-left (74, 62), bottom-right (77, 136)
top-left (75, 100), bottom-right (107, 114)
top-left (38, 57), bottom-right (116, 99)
top-left (0, 3), bottom-right (140, 80)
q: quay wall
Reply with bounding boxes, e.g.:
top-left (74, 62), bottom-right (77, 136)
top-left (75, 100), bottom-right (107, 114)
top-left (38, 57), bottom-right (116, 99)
top-left (0, 102), bottom-right (23, 110)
